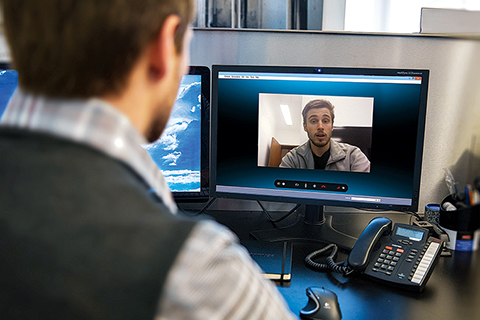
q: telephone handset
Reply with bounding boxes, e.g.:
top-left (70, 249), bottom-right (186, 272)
top-left (347, 217), bottom-right (392, 271)
top-left (305, 217), bottom-right (443, 292)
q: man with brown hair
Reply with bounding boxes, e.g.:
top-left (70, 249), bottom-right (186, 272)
top-left (0, 1), bottom-right (295, 319)
top-left (280, 98), bottom-right (370, 172)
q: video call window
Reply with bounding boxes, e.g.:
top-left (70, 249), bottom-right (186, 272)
top-left (257, 93), bottom-right (373, 173)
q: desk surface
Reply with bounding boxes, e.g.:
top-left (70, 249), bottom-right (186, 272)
top-left (195, 205), bottom-right (480, 320)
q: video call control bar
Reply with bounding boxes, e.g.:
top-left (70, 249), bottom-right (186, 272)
top-left (274, 179), bottom-right (348, 192)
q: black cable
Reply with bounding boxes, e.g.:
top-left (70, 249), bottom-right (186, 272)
top-left (407, 210), bottom-right (422, 222)
top-left (256, 200), bottom-right (301, 224)
top-left (178, 197), bottom-right (217, 217)
top-left (305, 243), bottom-right (353, 276)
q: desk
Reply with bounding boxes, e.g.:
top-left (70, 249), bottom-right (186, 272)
top-left (195, 205), bottom-right (480, 320)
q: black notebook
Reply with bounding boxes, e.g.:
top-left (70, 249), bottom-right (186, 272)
top-left (241, 240), bottom-right (292, 281)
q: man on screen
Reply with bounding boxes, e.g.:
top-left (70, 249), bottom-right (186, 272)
top-left (280, 99), bottom-right (370, 172)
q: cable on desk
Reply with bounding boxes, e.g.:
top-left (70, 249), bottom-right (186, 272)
top-left (256, 201), bottom-right (302, 224)
top-left (305, 243), bottom-right (354, 276)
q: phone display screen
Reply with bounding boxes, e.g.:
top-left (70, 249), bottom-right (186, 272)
top-left (396, 226), bottom-right (424, 242)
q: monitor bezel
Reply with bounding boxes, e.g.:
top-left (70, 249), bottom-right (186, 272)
top-left (211, 64), bottom-right (429, 213)
top-left (0, 62), bottom-right (12, 69)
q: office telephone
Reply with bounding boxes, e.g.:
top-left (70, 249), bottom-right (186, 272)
top-left (305, 217), bottom-right (443, 291)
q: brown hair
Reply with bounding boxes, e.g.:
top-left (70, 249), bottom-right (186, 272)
top-left (1, 0), bottom-right (194, 98)
top-left (302, 99), bottom-right (335, 123)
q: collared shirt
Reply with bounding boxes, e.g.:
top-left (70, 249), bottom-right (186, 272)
top-left (1, 90), bottom-right (296, 320)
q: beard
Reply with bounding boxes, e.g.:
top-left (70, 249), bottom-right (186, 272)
top-left (145, 80), bottom-right (179, 143)
top-left (145, 101), bottom-right (174, 143)
top-left (145, 116), bottom-right (167, 143)
top-left (309, 131), bottom-right (331, 148)
top-left (310, 139), bottom-right (329, 148)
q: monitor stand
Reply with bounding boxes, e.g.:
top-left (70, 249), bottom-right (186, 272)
top-left (250, 204), bottom-right (358, 251)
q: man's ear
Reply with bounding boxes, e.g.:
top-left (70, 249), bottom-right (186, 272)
top-left (149, 15), bottom-right (181, 82)
top-left (303, 122), bottom-right (307, 132)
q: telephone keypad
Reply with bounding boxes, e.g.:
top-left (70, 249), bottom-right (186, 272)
top-left (372, 245), bottom-right (405, 276)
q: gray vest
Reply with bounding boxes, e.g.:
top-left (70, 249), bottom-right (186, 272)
top-left (0, 128), bottom-right (196, 319)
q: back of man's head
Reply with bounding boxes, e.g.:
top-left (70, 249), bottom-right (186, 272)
top-left (1, 0), bottom-right (194, 99)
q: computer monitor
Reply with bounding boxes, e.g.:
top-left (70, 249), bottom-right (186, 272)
top-left (211, 65), bottom-right (429, 249)
top-left (0, 63), bottom-right (17, 119)
top-left (143, 66), bottom-right (210, 202)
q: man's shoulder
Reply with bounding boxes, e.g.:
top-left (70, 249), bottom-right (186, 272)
top-left (0, 127), bottom-right (105, 155)
top-left (0, 127), bottom-right (166, 211)
top-left (290, 141), bottom-right (310, 154)
top-left (333, 140), bottom-right (363, 155)
top-left (334, 140), bottom-right (357, 150)
top-left (280, 142), bottom-right (306, 166)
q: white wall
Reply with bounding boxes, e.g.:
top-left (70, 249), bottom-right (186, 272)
top-left (300, 95), bottom-right (373, 128)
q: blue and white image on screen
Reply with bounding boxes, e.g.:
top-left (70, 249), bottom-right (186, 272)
top-left (143, 75), bottom-right (202, 192)
top-left (0, 70), bottom-right (18, 119)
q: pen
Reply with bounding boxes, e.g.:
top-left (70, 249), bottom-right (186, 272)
top-left (465, 184), bottom-right (473, 206)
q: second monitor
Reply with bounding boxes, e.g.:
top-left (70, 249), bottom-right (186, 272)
top-left (143, 66), bottom-right (210, 202)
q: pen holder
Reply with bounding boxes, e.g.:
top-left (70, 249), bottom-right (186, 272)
top-left (439, 195), bottom-right (480, 251)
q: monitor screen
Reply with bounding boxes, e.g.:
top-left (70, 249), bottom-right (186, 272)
top-left (211, 65), bottom-right (429, 246)
top-left (143, 66), bottom-right (210, 202)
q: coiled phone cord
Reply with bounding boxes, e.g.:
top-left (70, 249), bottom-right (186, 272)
top-left (305, 243), bottom-right (354, 276)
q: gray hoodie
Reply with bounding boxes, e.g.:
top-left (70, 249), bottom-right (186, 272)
top-left (280, 139), bottom-right (371, 173)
